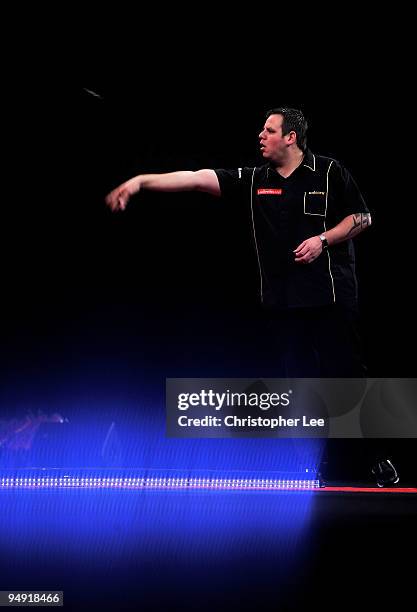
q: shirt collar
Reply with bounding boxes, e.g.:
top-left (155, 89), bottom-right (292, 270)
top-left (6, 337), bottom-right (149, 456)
top-left (266, 149), bottom-right (315, 177)
top-left (302, 149), bottom-right (316, 171)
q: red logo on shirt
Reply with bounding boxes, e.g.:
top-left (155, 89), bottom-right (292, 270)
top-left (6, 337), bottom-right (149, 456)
top-left (257, 188), bottom-right (282, 195)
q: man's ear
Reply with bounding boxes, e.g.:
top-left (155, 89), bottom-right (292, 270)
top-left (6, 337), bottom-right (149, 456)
top-left (286, 130), bottom-right (297, 145)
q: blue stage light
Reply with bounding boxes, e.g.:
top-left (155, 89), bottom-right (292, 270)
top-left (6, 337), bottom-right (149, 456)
top-left (0, 469), bottom-right (319, 491)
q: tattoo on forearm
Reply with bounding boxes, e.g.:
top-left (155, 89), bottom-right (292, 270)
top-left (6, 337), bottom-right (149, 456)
top-left (347, 213), bottom-right (371, 236)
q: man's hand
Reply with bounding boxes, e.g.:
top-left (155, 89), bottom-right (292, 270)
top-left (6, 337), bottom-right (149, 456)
top-left (294, 236), bottom-right (323, 264)
top-left (105, 178), bottom-right (141, 212)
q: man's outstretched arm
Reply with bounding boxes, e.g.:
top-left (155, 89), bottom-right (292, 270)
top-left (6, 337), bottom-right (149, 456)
top-left (294, 212), bottom-right (372, 264)
top-left (105, 169), bottom-right (221, 212)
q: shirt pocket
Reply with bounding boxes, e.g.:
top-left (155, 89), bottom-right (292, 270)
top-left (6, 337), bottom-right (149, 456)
top-left (303, 191), bottom-right (327, 216)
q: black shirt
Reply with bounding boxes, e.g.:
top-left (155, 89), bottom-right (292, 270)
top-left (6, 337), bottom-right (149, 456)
top-left (214, 150), bottom-right (369, 309)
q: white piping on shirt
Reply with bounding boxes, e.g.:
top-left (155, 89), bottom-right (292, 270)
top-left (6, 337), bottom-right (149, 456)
top-left (249, 158), bottom-right (336, 305)
top-left (303, 191), bottom-right (326, 216)
top-left (303, 153), bottom-right (316, 171)
top-left (324, 160), bottom-right (336, 303)
top-left (249, 167), bottom-right (264, 303)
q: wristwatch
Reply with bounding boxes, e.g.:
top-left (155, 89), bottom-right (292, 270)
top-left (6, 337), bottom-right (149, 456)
top-left (319, 234), bottom-right (328, 249)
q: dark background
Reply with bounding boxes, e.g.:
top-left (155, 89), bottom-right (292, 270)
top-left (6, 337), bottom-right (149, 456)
top-left (0, 23), bottom-right (415, 612)
top-left (1, 66), bottom-right (415, 477)
top-left (1, 57), bottom-right (414, 391)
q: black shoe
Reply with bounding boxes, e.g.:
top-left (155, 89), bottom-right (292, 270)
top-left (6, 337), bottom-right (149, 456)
top-left (371, 459), bottom-right (399, 487)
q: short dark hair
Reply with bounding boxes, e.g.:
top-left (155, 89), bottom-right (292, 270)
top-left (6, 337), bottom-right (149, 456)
top-left (265, 107), bottom-right (308, 152)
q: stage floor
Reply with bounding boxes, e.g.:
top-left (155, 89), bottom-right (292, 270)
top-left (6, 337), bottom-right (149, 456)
top-left (1, 482), bottom-right (415, 611)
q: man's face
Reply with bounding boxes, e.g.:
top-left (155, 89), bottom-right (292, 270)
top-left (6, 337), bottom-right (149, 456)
top-left (259, 114), bottom-right (289, 163)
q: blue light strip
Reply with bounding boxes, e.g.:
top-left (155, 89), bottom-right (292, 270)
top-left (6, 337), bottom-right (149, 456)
top-left (0, 473), bottom-right (319, 491)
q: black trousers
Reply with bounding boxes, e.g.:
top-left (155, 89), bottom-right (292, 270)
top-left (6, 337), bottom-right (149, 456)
top-left (261, 304), bottom-right (367, 378)
top-left (261, 304), bottom-right (371, 480)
